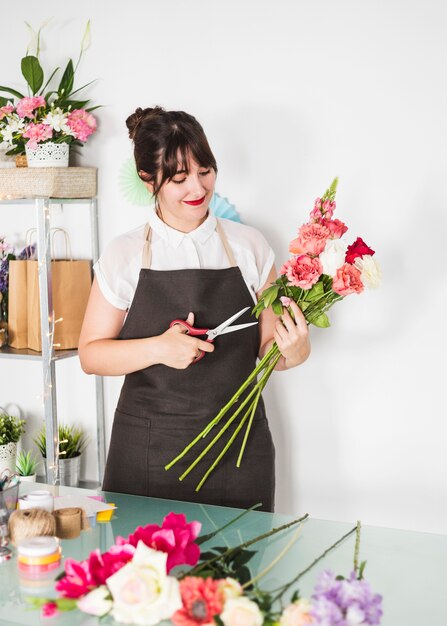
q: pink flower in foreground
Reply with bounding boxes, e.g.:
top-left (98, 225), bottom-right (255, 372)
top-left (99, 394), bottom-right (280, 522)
top-left (322, 218), bottom-right (348, 239)
top-left (117, 512), bottom-right (201, 573)
top-left (332, 263), bottom-right (364, 296)
top-left (16, 96), bottom-right (45, 119)
top-left (22, 122), bottom-right (53, 149)
top-left (87, 543), bottom-right (135, 586)
top-left (0, 105), bottom-right (14, 120)
top-left (41, 602), bottom-right (59, 619)
top-left (67, 109), bottom-right (97, 141)
top-left (289, 223), bottom-right (330, 257)
top-left (280, 254), bottom-right (323, 289)
top-left (172, 576), bottom-right (224, 626)
top-left (55, 558), bottom-right (95, 599)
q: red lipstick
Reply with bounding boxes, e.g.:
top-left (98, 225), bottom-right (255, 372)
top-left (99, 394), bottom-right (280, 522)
top-left (183, 195), bottom-right (206, 206)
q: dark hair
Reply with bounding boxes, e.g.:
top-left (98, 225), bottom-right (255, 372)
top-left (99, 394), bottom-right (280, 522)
top-left (126, 106), bottom-right (218, 196)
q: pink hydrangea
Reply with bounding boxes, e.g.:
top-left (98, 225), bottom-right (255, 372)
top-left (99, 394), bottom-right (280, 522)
top-left (67, 109), bottom-right (97, 142)
top-left (117, 512), bottom-right (201, 572)
top-left (289, 223), bottom-right (330, 257)
top-left (280, 254), bottom-right (323, 289)
top-left (16, 96), bottom-right (45, 119)
top-left (332, 263), bottom-right (364, 296)
top-left (0, 105), bottom-right (14, 120)
top-left (22, 122), bottom-right (53, 149)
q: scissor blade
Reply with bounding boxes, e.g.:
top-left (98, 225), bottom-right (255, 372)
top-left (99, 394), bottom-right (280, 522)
top-left (208, 306), bottom-right (250, 338)
top-left (218, 322), bottom-right (258, 335)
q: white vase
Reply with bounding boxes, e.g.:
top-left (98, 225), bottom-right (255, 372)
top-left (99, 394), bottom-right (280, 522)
top-left (19, 473), bottom-right (37, 483)
top-left (25, 141), bottom-right (69, 168)
top-left (0, 442), bottom-right (17, 478)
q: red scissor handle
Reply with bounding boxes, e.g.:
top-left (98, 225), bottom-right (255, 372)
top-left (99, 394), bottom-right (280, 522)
top-left (169, 320), bottom-right (212, 363)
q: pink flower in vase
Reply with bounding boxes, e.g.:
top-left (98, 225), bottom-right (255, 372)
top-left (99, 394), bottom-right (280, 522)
top-left (280, 254), bottom-right (323, 289)
top-left (22, 122), bottom-right (53, 149)
top-left (332, 263), bottom-right (364, 296)
top-left (67, 109), bottom-right (97, 142)
top-left (0, 105), bottom-right (14, 120)
top-left (16, 96), bottom-right (45, 119)
top-left (289, 223), bottom-right (330, 257)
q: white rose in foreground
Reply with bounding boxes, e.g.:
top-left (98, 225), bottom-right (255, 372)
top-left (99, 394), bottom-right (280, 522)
top-left (77, 585), bottom-right (112, 616)
top-left (280, 599), bottom-right (313, 626)
top-left (106, 541), bottom-right (182, 626)
top-left (354, 255), bottom-right (382, 288)
top-left (218, 577), bottom-right (243, 602)
top-left (320, 238), bottom-right (348, 277)
top-left (221, 597), bottom-right (263, 626)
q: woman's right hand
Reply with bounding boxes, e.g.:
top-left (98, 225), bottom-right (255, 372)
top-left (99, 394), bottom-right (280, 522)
top-left (153, 312), bottom-right (214, 369)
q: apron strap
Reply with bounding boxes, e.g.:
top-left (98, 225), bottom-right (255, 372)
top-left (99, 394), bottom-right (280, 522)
top-left (141, 217), bottom-right (237, 269)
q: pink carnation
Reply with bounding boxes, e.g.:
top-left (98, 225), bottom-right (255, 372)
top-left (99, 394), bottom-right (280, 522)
top-left (289, 223), bottom-right (330, 257)
top-left (280, 254), bottom-right (323, 289)
top-left (16, 96), bottom-right (45, 119)
top-left (172, 577), bottom-right (224, 626)
top-left (22, 122), bottom-right (53, 149)
top-left (55, 558), bottom-right (96, 599)
top-left (322, 218), bottom-right (348, 239)
top-left (86, 543), bottom-right (135, 586)
top-left (67, 109), bottom-right (97, 142)
top-left (117, 512), bottom-right (201, 573)
top-left (0, 105), bottom-right (14, 120)
top-left (332, 263), bottom-right (364, 296)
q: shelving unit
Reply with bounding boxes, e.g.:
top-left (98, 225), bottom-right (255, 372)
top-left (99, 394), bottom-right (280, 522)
top-left (0, 169), bottom-right (105, 487)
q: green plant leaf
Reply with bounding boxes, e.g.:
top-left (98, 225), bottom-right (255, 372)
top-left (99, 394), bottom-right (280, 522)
top-left (39, 67), bottom-right (60, 96)
top-left (58, 59), bottom-right (74, 97)
top-left (0, 86), bottom-right (25, 99)
top-left (21, 56), bottom-right (44, 94)
top-left (85, 104), bottom-right (102, 112)
top-left (310, 312), bottom-right (330, 328)
top-left (70, 79), bottom-right (97, 97)
top-left (271, 300), bottom-right (283, 315)
top-left (0, 96), bottom-right (10, 107)
top-left (262, 285), bottom-right (280, 308)
top-left (305, 281), bottom-right (325, 301)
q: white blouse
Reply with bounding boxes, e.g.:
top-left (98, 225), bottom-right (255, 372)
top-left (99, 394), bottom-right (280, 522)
top-left (94, 211), bottom-right (275, 310)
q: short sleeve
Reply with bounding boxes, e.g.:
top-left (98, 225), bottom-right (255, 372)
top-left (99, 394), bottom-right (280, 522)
top-left (255, 236), bottom-right (275, 292)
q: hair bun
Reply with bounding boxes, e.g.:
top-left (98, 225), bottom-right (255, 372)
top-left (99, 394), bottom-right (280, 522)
top-left (126, 106), bottom-right (165, 139)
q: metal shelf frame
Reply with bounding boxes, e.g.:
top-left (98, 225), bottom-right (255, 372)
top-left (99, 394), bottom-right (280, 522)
top-left (0, 196), bottom-right (105, 486)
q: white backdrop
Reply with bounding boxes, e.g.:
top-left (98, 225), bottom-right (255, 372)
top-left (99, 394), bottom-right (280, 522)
top-left (0, 0), bottom-right (445, 534)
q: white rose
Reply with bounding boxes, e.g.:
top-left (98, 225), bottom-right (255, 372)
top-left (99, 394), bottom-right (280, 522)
top-left (279, 599), bottom-right (313, 626)
top-left (221, 597), bottom-right (263, 626)
top-left (354, 255), bottom-right (381, 289)
top-left (319, 238), bottom-right (348, 277)
top-left (106, 541), bottom-right (182, 626)
top-left (77, 585), bottom-right (113, 616)
top-left (218, 577), bottom-right (243, 602)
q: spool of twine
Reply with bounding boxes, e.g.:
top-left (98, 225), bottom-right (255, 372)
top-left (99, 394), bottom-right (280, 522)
top-left (53, 507), bottom-right (90, 539)
top-left (8, 509), bottom-right (56, 546)
top-left (15, 154), bottom-right (28, 168)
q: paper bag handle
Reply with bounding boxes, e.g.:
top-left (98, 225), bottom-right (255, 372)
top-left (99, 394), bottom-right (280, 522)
top-left (23, 228), bottom-right (72, 260)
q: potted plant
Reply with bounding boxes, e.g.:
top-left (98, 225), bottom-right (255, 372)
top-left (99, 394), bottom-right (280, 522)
top-left (16, 449), bottom-right (40, 482)
top-left (0, 412), bottom-right (25, 477)
top-left (0, 20), bottom-right (99, 166)
top-left (34, 423), bottom-right (87, 487)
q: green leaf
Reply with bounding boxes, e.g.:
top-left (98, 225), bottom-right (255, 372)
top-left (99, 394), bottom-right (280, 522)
top-left (61, 99), bottom-right (90, 110)
top-left (358, 560), bottom-right (367, 580)
top-left (263, 285), bottom-right (280, 308)
top-left (310, 312), bottom-right (330, 328)
top-left (0, 85), bottom-right (25, 99)
top-left (0, 96), bottom-right (10, 107)
top-left (56, 598), bottom-right (78, 612)
top-left (232, 549), bottom-right (256, 568)
top-left (298, 300), bottom-right (310, 311)
top-left (86, 104), bottom-right (103, 112)
top-left (70, 78), bottom-right (97, 97)
top-left (305, 281), bottom-right (325, 301)
top-left (58, 59), bottom-right (75, 97)
top-left (21, 56), bottom-right (44, 94)
top-left (39, 67), bottom-right (60, 96)
top-left (236, 565), bottom-right (252, 586)
top-left (271, 300), bottom-right (283, 315)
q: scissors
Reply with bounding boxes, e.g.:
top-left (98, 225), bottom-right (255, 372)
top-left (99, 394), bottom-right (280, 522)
top-left (169, 306), bottom-right (258, 362)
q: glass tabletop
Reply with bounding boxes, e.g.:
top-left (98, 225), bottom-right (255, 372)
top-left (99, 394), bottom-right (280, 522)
top-left (0, 483), bottom-right (446, 626)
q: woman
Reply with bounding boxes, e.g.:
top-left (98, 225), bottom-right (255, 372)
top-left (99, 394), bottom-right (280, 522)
top-left (79, 106), bottom-right (310, 512)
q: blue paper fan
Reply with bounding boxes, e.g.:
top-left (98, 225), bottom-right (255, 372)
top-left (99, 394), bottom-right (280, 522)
top-left (210, 193), bottom-right (242, 223)
top-left (119, 158), bottom-right (153, 206)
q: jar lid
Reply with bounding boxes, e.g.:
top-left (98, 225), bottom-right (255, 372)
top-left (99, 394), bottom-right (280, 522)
top-left (27, 491), bottom-right (52, 500)
top-left (17, 536), bottom-right (59, 557)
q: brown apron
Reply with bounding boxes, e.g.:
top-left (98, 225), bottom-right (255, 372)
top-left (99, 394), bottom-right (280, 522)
top-left (102, 219), bottom-right (275, 511)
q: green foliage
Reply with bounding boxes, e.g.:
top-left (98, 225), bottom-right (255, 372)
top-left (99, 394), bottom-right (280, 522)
top-left (21, 55), bottom-right (44, 94)
top-left (321, 177), bottom-right (339, 203)
top-left (193, 546), bottom-right (256, 587)
top-left (15, 449), bottom-right (40, 476)
top-left (34, 423), bottom-right (87, 459)
top-left (0, 413), bottom-right (25, 445)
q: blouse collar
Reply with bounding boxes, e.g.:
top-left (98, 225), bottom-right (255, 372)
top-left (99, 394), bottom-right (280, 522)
top-left (148, 209), bottom-right (217, 249)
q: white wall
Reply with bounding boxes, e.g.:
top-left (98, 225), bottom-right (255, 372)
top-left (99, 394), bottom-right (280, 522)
top-left (1, 0), bottom-right (445, 534)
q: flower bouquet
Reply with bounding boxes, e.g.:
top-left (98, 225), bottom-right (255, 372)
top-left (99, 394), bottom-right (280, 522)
top-left (165, 178), bottom-right (381, 491)
top-left (29, 509), bottom-right (382, 625)
top-left (0, 21), bottom-right (98, 160)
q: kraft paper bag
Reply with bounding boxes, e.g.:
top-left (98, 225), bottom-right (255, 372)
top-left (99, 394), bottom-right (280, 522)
top-left (7, 260), bottom-right (29, 349)
top-left (27, 259), bottom-right (92, 351)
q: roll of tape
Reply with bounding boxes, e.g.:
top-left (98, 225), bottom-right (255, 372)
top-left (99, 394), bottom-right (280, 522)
top-left (53, 507), bottom-right (86, 539)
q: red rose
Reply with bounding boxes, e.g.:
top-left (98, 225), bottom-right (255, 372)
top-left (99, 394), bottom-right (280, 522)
top-left (345, 237), bottom-right (375, 264)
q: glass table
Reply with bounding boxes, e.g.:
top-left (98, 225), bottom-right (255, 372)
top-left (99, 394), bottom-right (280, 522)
top-left (0, 483), bottom-right (445, 626)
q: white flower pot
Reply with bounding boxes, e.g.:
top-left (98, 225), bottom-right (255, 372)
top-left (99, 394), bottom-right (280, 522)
top-left (0, 442), bottom-right (17, 478)
top-left (19, 473), bottom-right (37, 483)
top-left (25, 141), bottom-right (69, 168)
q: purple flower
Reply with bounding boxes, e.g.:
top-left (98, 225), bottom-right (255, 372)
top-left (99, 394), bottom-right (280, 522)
top-left (311, 570), bottom-right (383, 625)
top-left (17, 243), bottom-right (36, 260)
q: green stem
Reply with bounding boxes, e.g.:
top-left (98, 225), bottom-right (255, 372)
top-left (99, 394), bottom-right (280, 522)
top-left (271, 524), bottom-right (357, 602)
top-left (196, 502), bottom-right (262, 545)
top-left (353, 520), bottom-right (361, 573)
top-left (186, 513), bottom-right (310, 578)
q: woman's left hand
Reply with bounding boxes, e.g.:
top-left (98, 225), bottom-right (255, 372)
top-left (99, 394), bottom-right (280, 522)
top-left (274, 300), bottom-right (310, 369)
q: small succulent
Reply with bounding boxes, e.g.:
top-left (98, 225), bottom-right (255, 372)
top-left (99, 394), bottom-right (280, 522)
top-left (16, 449), bottom-right (40, 476)
top-left (0, 413), bottom-right (25, 445)
top-left (34, 423), bottom-right (87, 459)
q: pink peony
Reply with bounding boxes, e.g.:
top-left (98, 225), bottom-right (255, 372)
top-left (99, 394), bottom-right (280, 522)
top-left (0, 105), bottom-right (14, 120)
top-left (280, 254), bottom-right (323, 289)
top-left (172, 576), bottom-right (224, 626)
top-left (87, 543), bottom-right (135, 586)
top-left (67, 109), bottom-right (97, 142)
top-left (55, 559), bottom-right (95, 599)
top-left (332, 263), bottom-right (364, 296)
top-left (117, 512), bottom-right (201, 573)
top-left (16, 96), bottom-right (45, 119)
top-left (289, 223), bottom-right (330, 257)
top-left (22, 122), bottom-right (53, 149)
top-left (322, 218), bottom-right (348, 239)
top-left (345, 237), bottom-right (375, 264)
top-left (41, 602), bottom-right (59, 619)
